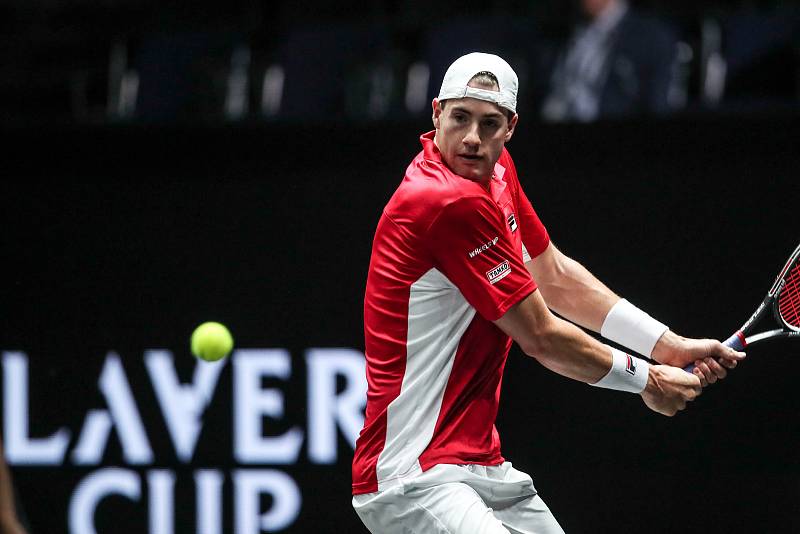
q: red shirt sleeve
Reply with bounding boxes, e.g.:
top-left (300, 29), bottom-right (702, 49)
top-left (516, 184), bottom-right (549, 259)
top-left (500, 150), bottom-right (550, 260)
top-left (426, 195), bottom-right (536, 321)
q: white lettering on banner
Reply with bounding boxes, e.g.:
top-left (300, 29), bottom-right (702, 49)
top-left (68, 468), bottom-right (141, 534)
top-left (71, 353), bottom-right (153, 464)
top-left (306, 348), bottom-right (367, 464)
top-left (67, 468), bottom-right (302, 534)
top-left (3, 351), bottom-right (70, 464)
top-left (234, 470), bottom-right (301, 533)
top-left (196, 470), bottom-right (224, 534)
top-left (233, 349), bottom-right (304, 464)
top-left (1, 348), bottom-right (368, 533)
top-left (149, 470), bottom-right (176, 534)
top-left (145, 350), bottom-right (226, 462)
top-left (71, 411), bottom-right (113, 465)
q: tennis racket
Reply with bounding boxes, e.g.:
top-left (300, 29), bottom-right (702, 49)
top-left (684, 242), bottom-right (800, 373)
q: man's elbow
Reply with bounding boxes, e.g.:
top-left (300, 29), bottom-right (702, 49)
top-left (516, 324), bottom-right (557, 360)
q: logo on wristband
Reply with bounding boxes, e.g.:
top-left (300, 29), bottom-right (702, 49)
top-left (625, 354), bottom-right (637, 375)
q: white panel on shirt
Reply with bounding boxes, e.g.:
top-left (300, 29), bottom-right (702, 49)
top-left (375, 267), bottom-right (476, 491)
top-left (522, 242), bottom-right (531, 263)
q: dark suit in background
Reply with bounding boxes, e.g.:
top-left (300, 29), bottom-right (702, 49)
top-left (542, 0), bottom-right (678, 122)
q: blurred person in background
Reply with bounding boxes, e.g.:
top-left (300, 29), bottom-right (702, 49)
top-left (541, 0), bottom-right (679, 122)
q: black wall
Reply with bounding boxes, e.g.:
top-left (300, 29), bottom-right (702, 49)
top-left (2, 115), bottom-right (799, 533)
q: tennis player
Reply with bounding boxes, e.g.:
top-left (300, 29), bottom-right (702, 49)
top-left (352, 52), bottom-right (744, 533)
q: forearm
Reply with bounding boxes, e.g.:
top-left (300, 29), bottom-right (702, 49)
top-left (526, 243), bottom-right (620, 332)
top-left (524, 242), bottom-right (743, 386)
top-left (528, 243), bottom-right (671, 358)
top-left (533, 316), bottom-right (618, 383)
top-left (496, 290), bottom-right (615, 384)
top-left (535, 257), bottom-right (618, 331)
top-left (496, 289), bottom-right (702, 415)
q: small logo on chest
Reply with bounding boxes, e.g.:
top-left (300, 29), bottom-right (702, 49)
top-left (507, 213), bottom-right (518, 232)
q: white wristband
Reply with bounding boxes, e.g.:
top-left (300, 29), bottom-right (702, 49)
top-left (600, 299), bottom-right (669, 358)
top-left (590, 347), bottom-right (650, 393)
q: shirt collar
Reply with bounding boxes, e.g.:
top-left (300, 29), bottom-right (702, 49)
top-left (420, 130), bottom-right (440, 161)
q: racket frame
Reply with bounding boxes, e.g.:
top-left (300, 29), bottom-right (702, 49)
top-left (727, 243), bottom-right (800, 349)
top-left (684, 243), bottom-right (800, 371)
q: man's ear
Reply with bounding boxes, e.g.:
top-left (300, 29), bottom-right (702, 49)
top-left (505, 113), bottom-right (519, 142)
top-left (432, 98), bottom-right (442, 129)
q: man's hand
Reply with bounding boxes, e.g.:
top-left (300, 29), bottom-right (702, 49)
top-left (640, 365), bottom-right (703, 416)
top-left (651, 331), bottom-right (745, 386)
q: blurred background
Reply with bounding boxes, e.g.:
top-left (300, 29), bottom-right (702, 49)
top-left (3, 0), bottom-right (800, 124)
top-left (2, 0), bottom-right (800, 533)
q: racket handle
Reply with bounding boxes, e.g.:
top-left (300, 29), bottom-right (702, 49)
top-left (683, 331), bottom-right (745, 373)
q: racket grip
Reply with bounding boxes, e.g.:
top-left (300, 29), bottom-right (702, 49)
top-left (683, 331), bottom-right (745, 373)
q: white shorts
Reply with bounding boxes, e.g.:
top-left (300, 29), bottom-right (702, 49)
top-left (352, 462), bottom-right (565, 534)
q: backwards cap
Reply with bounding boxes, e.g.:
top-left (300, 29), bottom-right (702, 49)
top-left (437, 52), bottom-right (518, 114)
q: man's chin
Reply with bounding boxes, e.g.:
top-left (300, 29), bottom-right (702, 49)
top-left (447, 161), bottom-right (490, 182)
top-left (461, 167), bottom-right (490, 182)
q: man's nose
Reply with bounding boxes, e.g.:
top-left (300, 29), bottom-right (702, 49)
top-left (462, 122), bottom-right (480, 147)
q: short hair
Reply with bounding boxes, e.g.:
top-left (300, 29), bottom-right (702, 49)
top-left (440, 71), bottom-right (515, 122)
top-left (469, 71), bottom-right (501, 90)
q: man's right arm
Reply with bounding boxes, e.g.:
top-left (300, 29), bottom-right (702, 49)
top-left (494, 288), bottom-right (703, 416)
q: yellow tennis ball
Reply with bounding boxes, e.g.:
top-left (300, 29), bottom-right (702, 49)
top-left (191, 322), bottom-right (234, 362)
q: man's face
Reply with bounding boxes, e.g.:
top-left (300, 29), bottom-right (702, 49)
top-left (432, 96), bottom-right (517, 183)
top-left (581, 0), bottom-right (614, 19)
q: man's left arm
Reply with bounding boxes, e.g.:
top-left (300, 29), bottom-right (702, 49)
top-left (526, 242), bottom-right (743, 386)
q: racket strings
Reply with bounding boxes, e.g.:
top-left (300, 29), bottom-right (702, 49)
top-left (778, 263), bottom-right (800, 328)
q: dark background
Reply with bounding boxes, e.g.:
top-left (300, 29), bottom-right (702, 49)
top-left (5, 0), bottom-right (800, 124)
top-left (3, 0), bottom-right (800, 532)
top-left (3, 115), bottom-right (799, 533)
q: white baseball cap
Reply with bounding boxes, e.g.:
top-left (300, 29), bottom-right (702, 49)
top-left (437, 52), bottom-right (519, 114)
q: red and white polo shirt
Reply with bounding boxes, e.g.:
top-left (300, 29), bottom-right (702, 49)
top-left (352, 131), bottom-right (550, 495)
